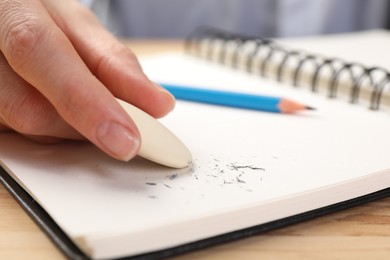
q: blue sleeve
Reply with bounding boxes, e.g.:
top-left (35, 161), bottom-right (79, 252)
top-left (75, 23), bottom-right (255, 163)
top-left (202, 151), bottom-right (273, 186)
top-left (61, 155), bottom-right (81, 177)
top-left (79, 0), bottom-right (95, 7)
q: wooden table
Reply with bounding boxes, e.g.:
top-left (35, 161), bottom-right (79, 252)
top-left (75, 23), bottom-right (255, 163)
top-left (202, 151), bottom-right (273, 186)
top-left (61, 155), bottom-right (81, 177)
top-left (1, 40), bottom-right (390, 260)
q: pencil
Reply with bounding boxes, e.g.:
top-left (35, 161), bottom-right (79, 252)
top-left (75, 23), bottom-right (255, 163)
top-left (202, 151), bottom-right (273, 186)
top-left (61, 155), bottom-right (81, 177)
top-left (160, 83), bottom-right (314, 114)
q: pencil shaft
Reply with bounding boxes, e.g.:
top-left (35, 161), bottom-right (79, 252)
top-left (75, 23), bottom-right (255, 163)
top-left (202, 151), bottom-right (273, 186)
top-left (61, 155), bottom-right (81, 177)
top-left (161, 83), bottom-right (282, 113)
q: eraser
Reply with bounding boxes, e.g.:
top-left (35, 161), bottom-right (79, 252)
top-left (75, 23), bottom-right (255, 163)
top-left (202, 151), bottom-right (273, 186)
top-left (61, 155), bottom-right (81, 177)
top-left (116, 99), bottom-right (192, 168)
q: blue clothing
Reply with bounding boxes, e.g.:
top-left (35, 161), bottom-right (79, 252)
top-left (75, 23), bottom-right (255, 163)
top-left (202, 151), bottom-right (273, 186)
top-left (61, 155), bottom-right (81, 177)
top-left (83, 0), bottom-right (390, 38)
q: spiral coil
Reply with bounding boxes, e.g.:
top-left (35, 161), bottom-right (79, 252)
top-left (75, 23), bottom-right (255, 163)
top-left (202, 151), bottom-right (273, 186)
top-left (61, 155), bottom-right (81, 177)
top-left (185, 27), bottom-right (390, 110)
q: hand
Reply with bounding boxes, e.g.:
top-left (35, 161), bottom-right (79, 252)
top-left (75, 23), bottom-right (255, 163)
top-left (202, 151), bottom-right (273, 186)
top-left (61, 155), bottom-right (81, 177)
top-left (0, 0), bottom-right (175, 161)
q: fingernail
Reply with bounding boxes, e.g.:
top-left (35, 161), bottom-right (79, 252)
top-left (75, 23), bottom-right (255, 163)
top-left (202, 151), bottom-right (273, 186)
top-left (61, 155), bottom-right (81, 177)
top-left (153, 83), bottom-right (176, 113)
top-left (96, 121), bottom-right (140, 161)
top-left (153, 82), bottom-right (175, 100)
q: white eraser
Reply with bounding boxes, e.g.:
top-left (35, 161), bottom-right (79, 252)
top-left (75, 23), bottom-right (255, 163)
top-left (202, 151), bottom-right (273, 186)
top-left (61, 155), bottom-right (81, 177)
top-left (116, 99), bottom-right (192, 168)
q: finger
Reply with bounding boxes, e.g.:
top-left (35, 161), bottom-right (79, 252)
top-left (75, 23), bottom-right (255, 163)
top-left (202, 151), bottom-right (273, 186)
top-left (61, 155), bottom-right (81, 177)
top-left (0, 0), bottom-right (140, 161)
top-left (0, 119), bottom-right (10, 132)
top-left (22, 134), bottom-right (63, 144)
top-left (0, 112), bottom-right (9, 132)
top-left (41, 0), bottom-right (175, 118)
top-left (0, 51), bottom-right (82, 139)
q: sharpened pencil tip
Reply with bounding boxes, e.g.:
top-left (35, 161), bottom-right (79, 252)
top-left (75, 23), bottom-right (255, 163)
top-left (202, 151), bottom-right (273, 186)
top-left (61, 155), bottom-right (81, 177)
top-left (305, 106), bottom-right (316, 110)
top-left (279, 99), bottom-right (316, 113)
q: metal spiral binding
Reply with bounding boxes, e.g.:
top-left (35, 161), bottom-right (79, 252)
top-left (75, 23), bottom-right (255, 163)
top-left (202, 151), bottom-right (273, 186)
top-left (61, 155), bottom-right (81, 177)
top-left (185, 27), bottom-right (390, 110)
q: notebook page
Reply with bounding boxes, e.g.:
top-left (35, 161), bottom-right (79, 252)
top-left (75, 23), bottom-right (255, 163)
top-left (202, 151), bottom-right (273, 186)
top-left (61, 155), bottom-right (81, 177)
top-left (276, 30), bottom-right (390, 107)
top-left (1, 53), bottom-right (390, 258)
top-left (279, 30), bottom-right (390, 69)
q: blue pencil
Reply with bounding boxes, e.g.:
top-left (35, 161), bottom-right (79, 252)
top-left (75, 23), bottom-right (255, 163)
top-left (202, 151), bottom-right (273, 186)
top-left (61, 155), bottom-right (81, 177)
top-left (160, 83), bottom-right (314, 113)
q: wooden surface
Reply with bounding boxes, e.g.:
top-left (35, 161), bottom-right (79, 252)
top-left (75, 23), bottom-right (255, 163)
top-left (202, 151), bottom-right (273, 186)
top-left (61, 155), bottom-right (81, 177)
top-left (1, 40), bottom-right (390, 260)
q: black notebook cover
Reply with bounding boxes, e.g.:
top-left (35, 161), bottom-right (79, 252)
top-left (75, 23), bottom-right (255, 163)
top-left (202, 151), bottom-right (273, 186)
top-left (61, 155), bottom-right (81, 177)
top-left (2, 165), bottom-right (390, 260)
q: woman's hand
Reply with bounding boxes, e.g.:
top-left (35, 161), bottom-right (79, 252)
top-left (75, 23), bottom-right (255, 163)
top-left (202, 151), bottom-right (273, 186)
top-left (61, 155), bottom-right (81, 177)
top-left (0, 0), bottom-right (175, 161)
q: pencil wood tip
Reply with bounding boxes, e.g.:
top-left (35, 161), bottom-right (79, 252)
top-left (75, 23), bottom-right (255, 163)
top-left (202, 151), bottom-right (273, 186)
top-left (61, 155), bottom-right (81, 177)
top-left (279, 99), bottom-right (316, 113)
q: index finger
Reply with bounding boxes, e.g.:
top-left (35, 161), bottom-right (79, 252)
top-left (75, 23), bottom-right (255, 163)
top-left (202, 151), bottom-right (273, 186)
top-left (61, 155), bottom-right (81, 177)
top-left (0, 0), bottom-right (140, 161)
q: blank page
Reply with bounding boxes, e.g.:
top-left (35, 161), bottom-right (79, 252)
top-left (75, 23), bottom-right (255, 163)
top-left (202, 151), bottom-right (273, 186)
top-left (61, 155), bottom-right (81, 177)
top-left (1, 52), bottom-right (390, 259)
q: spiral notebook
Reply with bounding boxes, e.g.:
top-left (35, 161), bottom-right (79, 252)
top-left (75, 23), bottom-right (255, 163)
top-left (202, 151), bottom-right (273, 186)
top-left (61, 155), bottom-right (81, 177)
top-left (186, 27), bottom-right (390, 111)
top-left (1, 28), bottom-right (390, 260)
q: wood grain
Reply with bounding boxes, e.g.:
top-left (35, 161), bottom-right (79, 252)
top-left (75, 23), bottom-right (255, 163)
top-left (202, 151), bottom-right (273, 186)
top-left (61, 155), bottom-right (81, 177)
top-left (1, 40), bottom-right (390, 260)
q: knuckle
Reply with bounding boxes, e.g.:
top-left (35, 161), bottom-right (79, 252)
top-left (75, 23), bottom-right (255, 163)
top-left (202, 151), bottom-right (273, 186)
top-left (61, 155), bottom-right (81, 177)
top-left (4, 92), bottom-right (55, 135)
top-left (55, 78), bottom-right (92, 124)
top-left (2, 16), bottom-right (47, 70)
top-left (95, 42), bottom-right (137, 77)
